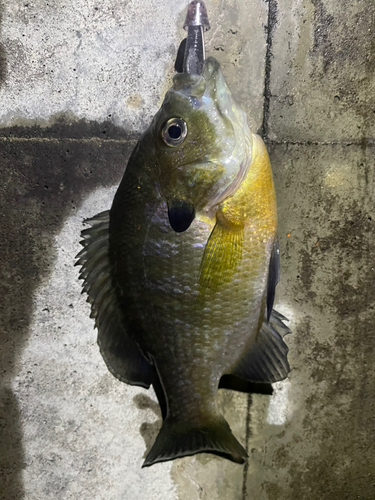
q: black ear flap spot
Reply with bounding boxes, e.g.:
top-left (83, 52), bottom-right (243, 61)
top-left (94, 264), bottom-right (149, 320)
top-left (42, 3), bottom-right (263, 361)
top-left (168, 199), bottom-right (195, 232)
top-left (175, 38), bottom-right (187, 73)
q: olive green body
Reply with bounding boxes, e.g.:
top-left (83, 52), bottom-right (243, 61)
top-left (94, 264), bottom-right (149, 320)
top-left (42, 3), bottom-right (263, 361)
top-left (109, 126), bottom-right (276, 424)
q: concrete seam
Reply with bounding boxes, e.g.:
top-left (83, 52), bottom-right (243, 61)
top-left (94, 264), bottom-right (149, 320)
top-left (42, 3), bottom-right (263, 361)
top-left (241, 394), bottom-right (253, 500)
top-left (268, 139), bottom-right (375, 146)
top-left (0, 136), bottom-right (372, 146)
top-left (260, 0), bottom-right (278, 141)
top-left (0, 137), bottom-right (137, 144)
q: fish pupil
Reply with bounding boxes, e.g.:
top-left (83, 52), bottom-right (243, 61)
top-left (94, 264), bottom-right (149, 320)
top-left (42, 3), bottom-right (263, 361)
top-left (168, 125), bottom-right (182, 139)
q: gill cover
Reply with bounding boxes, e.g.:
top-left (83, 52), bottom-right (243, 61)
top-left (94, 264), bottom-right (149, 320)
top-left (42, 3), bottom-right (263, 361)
top-left (168, 199), bottom-right (195, 232)
top-left (154, 57), bottom-right (252, 233)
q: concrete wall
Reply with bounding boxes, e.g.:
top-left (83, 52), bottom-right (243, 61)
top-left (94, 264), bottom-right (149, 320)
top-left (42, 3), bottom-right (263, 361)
top-left (0, 0), bottom-right (374, 499)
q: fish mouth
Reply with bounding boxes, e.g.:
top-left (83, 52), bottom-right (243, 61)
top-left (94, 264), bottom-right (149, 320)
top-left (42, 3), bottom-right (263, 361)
top-left (167, 199), bottom-right (195, 232)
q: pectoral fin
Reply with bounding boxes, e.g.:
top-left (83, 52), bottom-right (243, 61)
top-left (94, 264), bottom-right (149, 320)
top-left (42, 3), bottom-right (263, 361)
top-left (199, 218), bottom-right (244, 294)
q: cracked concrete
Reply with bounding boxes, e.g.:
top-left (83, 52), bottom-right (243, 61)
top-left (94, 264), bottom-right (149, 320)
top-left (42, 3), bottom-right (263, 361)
top-left (0, 0), bottom-right (374, 499)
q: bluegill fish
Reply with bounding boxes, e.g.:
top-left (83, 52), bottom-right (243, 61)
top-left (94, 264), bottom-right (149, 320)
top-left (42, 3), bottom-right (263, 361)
top-left (76, 1), bottom-right (290, 467)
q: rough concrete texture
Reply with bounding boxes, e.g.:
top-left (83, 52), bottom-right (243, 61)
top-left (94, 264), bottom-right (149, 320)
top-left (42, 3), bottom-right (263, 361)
top-left (0, 0), bottom-right (374, 499)
top-left (246, 143), bottom-right (375, 498)
top-left (0, 0), bottom-right (267, 133)
top-left (268, 0), bottom-right (374, 142)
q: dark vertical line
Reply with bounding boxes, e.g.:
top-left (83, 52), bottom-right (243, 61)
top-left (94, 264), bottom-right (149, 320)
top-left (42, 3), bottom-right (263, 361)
top-left (261, 0), bottom-right (278, 142)
top-left (241, 394), bottom-right (253, 500)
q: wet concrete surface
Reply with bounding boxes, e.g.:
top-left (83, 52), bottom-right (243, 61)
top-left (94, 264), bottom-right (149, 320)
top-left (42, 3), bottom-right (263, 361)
top-left (246, 142), bottom-right (375, 498)
top-left (0, 135), bottom-right (134, 499)
top-left (0, 0), bottom-right (374, 498)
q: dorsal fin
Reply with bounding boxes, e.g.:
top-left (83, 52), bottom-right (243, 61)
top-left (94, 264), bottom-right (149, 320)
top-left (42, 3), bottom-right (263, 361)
top-left (76, 211), bottom-right (155, 389)
top-left (226, 310), bottom-right (291, 385)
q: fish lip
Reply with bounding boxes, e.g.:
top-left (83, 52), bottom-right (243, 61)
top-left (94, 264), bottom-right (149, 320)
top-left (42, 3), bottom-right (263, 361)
top-left (167, 199), bottom-right (196, 232)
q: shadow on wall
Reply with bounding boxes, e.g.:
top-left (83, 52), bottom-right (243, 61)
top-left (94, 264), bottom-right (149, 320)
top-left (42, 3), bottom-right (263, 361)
top-left (0, 115), bottom-right (135, 498)
top-left (0, 4), bottom-right (25, 497)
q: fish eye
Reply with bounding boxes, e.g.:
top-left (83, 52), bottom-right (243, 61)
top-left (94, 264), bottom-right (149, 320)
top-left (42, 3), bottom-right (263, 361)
top-left (161, 118), bottom-right (187, 147)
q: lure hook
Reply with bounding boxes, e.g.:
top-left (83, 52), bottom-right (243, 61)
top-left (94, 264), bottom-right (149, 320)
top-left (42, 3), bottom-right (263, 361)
top-left (182, 1), bottom-right (210, 75)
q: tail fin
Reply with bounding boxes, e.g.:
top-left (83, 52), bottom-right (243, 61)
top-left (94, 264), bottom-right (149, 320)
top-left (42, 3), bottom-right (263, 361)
top-left (142, 415), bottom-right (247, 467)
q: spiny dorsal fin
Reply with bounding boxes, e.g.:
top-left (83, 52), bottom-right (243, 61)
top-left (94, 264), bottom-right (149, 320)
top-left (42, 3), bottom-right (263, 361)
top-left (76, 211), bottom-right (154, 389)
